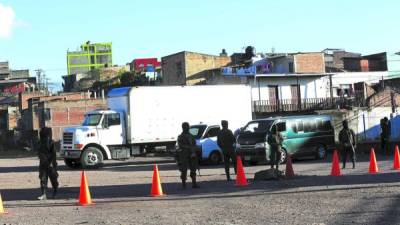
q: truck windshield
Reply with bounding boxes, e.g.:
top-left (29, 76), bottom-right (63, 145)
top-left (243, 120), bottom-right (273, 133)
top-left (189, 125), bottom-right (207, 139)
top-left (82, 114), bottom-right (102, 126)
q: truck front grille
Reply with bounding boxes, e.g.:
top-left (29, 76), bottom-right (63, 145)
top-left (239, 145), bottom-right (256, 149)
top-left (63, 132), bottom-right (73, 145)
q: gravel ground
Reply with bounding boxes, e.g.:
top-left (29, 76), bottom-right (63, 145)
top-left (0, 152), bottom-right (399, 225)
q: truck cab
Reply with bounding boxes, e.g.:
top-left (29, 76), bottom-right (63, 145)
top-left (189, 124), bottom-right (223, 165)
top-left (61, 109), bottom-right (129, 168)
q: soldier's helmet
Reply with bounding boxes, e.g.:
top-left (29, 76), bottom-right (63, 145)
top-left (342, 120), bottom-right (349, 129)
top-left (182, 122), bottom-right (190, 131)
top-left (221, 120), bottom-right (228, 128)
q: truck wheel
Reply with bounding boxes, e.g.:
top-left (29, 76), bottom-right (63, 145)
top-left (81, 147), bottom-right (104, 169)
top-left (209, 151), bottom-right (222, 165)
top-left (64, 158), bottom-right (81, 169)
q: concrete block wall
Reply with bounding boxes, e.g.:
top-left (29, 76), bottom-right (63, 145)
top-left (185, 52), bottom-right (231, 80)
top-left (161, 52), bottom-right (186, 85)
top-left (161, 51), bottom-right (231, 85)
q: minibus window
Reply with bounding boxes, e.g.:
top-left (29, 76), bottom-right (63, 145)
top-left (322, 121), bottom-right (332, 131)
top-left (304, 120), bottom-right (317, 133)
top-left (296, 121), bottom-right (304, 133)
top-left (276, 122), bottom-right (286, 132)
top-left (316, 120), bottom-right (324, 131)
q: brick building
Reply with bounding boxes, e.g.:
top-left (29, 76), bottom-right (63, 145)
top-left (25, 97), bottom-right (107, 146)
top-left (161, 51), bottom-right (231, 85)
top-left (293, 53), bottom-right (326, 74)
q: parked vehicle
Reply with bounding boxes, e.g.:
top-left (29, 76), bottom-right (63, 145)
top-left (236, 115), bottom-right (335, 164)
top-left (61, 85), bottom-right (252, 168)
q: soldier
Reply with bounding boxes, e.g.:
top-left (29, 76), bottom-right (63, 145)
top-left (381, 117), bottom-right (391, 155)
top-left (339, 120), bottom-right (356, 169)
top-left (267, 124), bottom-right (283, 175)
top-left (177, 122), bottom-right (199, 189)
top-left (37, 127), bottom-right (59, 200)
top-left (217, 120), bottom-right (237, 181)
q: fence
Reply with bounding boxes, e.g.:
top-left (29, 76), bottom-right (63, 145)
top-left (253, 97), bottom-right (358, 113)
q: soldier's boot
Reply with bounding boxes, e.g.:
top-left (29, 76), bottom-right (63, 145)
top-left (192, 177), bottom-right (200, 188)
top-left (182, 180), bottom-right (186, 189)
top-left (52, 187), bottom-right (58, 199)
top-left (38, 187), bottom-right (47, 200)
top-left (225, 167), bottom-right (231, 181)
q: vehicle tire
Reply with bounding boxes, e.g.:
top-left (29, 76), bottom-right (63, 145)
top-left (209, 151), bottom-right (222, 165)
top-left (81, 147), bottom-right (104, 169)
top-left (64, 158), bottom-right (81, 169)
top-left (279, 149), bottom-right (288, 164)
top-left (315, 145), bottom-right (327, 160)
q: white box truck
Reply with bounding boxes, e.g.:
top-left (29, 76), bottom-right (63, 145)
top-left (60, 85), bottom-right (252, 168)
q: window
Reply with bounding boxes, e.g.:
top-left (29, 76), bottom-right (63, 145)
top-left (107, 113), bottom-right (121, 127)
top-left (317, 120), bottom-right (332, 131)
top-left (276, 122), bottom-right (286, 132)
top-left (189, 125), bottom-right (207, 139)
top-left (295, 121), bottom-right (304, 133)
top-left (323, 120), bottom-right (332, 131)
top-left (102, 113), bottom-right (120, 128)
top-left (82, 114), bottom-right (102, 126)
top-left (205, 127), bottom-right (220, 138)
top-left (243, 120), bottom-right (274, 133)
top-left (304, 120), bottom-right (316, 133)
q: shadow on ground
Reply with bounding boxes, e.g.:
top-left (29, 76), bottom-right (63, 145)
top-left (2, 170), bottom-right (400, 203)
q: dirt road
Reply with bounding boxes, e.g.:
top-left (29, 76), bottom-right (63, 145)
top-left (1, 153), bottom-right (399, 225)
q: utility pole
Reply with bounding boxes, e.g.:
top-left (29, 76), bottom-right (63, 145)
top-left (35, 69), bottom-right (42, 91)
top-left (35, 69), bottom-right (48, 93)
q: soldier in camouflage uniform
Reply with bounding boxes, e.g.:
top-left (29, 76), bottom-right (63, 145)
top-left (339, 120), bottom-right (356, 169)
top-left (380, 117), bottom-right (391, 155)
top-left (217, 120), bottom-right (237, 181)
top-left (37, 127), bottom-right (59, 200)
top-left (177, 122), bottom-right (200, 189)
top-left (267, 124), bottom-right (283, 174)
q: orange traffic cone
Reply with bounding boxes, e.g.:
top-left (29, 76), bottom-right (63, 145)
top-left (235, 156), bottom-right (248, 186)
top-left (285, 154), bottom-right (295, 179)
top-left (393, 145), bottom-right (400, 170)
top-left (330, 150), bottom-right (341, 176)
top-left (0, 193), bottom-right (8, 214)
top-left (151, 164), bottom-right (164, 197)
top-left (78, 171), bottom-right (94, 206)
top-left (369, 148), bottom-right (379, 174)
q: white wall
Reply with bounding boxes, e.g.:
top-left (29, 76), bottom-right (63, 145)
top-left (331, 71), bottom-right (388, 88)
top-left (250, 76), bottom-right (329, 101)
top-left (357, 107), bottom-right (399, 141)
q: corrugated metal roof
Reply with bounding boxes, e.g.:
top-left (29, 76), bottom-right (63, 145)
top-left (0, 79), bottom-right (28, 84)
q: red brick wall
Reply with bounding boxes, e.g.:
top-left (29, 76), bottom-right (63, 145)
top-left (20, 92), bottom-right (87, 111)
top-left (42, 99), bottom-right (107, 142)
top-left (294, 53), bottom-right (325, 73)
top-left (19, 92), bottom-right (45, 110)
